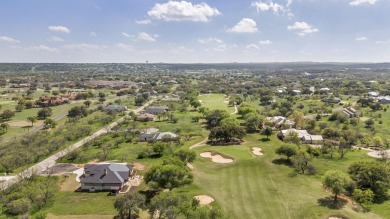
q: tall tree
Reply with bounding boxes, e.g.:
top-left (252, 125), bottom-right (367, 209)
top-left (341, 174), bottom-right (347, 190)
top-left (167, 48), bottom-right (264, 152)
top-left (144, 164), bottom-right (193, 191)
top-left (263, 126), bottom-right (273, 139)
top-left (322, 170), bottom-right (352, 204)
top-left (348, 162), bottom-right (390, 199)
top-left (37, 108), bottom-right (52, 119)
top-left (288, 110), bottom-right (304, 129)
top-left (174, 149), bottom-right (196, 163)
top-left (208, 124), bottom-right (246, 143)
top-left (205, 110), bottom-right (230, 128)
top-left (114, 193), bottom-right (146, 219)
top-left (275, 144), bottom-right (298, 161)
top-left (27, 116), bottom-right (37, 127)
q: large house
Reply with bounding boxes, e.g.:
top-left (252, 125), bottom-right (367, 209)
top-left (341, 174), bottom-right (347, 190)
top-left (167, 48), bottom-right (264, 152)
top-left (139, 131), bottom-right (178, 142)
top-left (35, 96), bottom-right (69, 107)
top-left (79, 163), bottom-right (133, 192)
top-left (368, 92), bottom-right (379, 98)
top-left (266, 116), bottom-right (295, 128)
top-left (143, 106), bottom-right (169, 115)
top-left (103, 105), bottom-right (128, 112)
top-left (377, 96), bottom-right (390, 104)
top-left (342, 107), bottom-right (359, 118)
top-left (322, 97), bottom-right (341, 103)
top-left (279, 128), bottom-right (323, 144)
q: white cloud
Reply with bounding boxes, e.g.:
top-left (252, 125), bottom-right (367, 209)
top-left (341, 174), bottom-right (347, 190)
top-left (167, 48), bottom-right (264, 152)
top-left (122, 32), bottom-right (133, 38)
top-left (286, 0), bottom-right (293, 7)
top-left (227, 18), bottom-right (258, 33)
top-left (259, 40), bottom-right (273, 45)
top-left (349, 0), bottom-right (378, 6)
top-left (31, 45), bottom-right (58, 52)
top-left (137, 32), bottom-right (157, 42)
top-left (0, 36), bottom-right (20, 43)
top-left (64, 43), bottom-right (106, 51)
top-left (355, 37), bottom-right (367, 41)
top-left (48, 26), bottom-right (70, 33)
top-left (90, 32), bottom-right (97, 37)
top-left (287, 21), bottom-right (318, 36)
top-left (246, 44), bottom-right (260, 49)
top-left (47, 36), bottom-right (64, 42)
top-left (212, 43), bottom-right (237, 52)
top-left (147, 1), bottom-right (220, 22)
top-left (251, 1), bottom-right (284, 14)
top-left (375, 39), bottom-right (390, 44)
top-left (135, 19), bottom-right (152, 25)
top-left (198, 37), bottom-right (223, 44)
top-left (116, 43), bottom-right (133, 50)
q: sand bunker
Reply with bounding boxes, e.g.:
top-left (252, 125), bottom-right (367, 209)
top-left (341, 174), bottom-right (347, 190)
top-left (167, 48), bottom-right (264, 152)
top-left (200, 152), bottom-right (233, 163)
top-left (252, 147), bottom-right (264, 156)
top-left (194, 195), bottom-right (214, 205)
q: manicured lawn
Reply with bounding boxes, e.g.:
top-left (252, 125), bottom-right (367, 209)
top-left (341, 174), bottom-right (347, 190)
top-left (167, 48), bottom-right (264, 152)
top-left (190, 134), bottom-right (385, 219)
top-left (198, 93), bottom-right (235, 113)
top-left (49, 192), bottom-right (117, 215)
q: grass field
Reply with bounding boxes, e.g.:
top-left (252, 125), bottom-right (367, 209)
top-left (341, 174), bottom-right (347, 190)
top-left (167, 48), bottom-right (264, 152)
top-left (190, 133), bottom-right (386, 219)
top-left (198, 94), bottom-right (235, 113)
top-left (41, 94), bottom-right (390, 219)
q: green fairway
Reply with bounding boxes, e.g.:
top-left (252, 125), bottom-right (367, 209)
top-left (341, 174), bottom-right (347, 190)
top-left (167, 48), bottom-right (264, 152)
top-left (198, 94), bottom-right (235, 113)
top-left (191, 134), bottom-right (385, 219)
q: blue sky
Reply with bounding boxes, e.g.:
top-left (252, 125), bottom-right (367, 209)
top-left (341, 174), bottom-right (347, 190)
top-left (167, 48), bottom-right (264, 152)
top-left (0, 0), bottom-right (389, 63)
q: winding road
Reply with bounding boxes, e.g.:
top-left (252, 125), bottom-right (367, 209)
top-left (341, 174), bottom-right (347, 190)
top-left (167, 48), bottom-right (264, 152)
top-left (0, 99), bottom-right (154, 191)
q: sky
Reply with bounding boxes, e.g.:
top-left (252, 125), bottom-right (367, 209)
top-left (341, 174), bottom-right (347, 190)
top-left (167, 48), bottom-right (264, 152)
top-left (0, 0), bottom-right (389, 63)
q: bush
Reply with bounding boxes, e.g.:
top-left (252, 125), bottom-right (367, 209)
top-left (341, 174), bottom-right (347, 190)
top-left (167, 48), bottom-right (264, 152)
top-left (6, 198), bottom-right (31, 215)
top-left (307, 164), bottom-right (317, 175)
top-left (137, 151), bottom-right (147, 159)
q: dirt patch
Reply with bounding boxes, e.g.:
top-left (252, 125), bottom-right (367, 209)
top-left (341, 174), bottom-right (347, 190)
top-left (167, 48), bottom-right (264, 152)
top-left (252, 147), bottom-right (264, 156)
top-left (7, 120), bottom-right (44, 127)
top-left (42, 163), bottom-right (78, 175)
top-left (133, 162), bottom-right (145, 171)
top-left (200, 152), bottom-right (233, 163)
top-left (194, 195), bottom-right (214, 205)
top-left (367, 150), bottom-right (390, 159)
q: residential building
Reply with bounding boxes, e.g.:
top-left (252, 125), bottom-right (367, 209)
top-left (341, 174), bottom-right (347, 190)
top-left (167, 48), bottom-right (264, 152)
top-left (143, 106), bottom-right (169, 115)
top-left (35, 96), bottom-right (69, 107)
top-left (368, 92), bottom-right (379, 98)
top-left (342, 107), bottom-right (359, 118)
top-left (266, 116), bottom-right (295, 128)
top-left (103, 105), bottom-right (128, 112)
top-left (377, 96), bottom-right (390, 104)
top-left (322, 97), bottom-right (341, 103)
top-left (79, 163), bottom-right (133, 192)
top-left (137, 113), bottom-right (155, 121)
top-left (279, 128), bottom-right (323, 144)
top-left (139, 131), bottom-right (178, 142)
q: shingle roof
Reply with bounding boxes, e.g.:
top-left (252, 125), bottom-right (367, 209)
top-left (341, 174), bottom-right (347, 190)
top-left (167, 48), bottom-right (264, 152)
top-left (80, 164), bottom-right (132, 184)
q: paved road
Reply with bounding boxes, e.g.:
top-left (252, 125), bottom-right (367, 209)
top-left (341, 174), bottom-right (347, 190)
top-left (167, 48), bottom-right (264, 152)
top-left (0, 99), bottom-right (154, 191)
top-left (0, 95), bottom-right (132, 144)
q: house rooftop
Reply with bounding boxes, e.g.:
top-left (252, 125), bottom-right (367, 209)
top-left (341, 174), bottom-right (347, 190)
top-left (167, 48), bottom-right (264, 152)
top-left (80, 163), bottom-right (132, 184)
